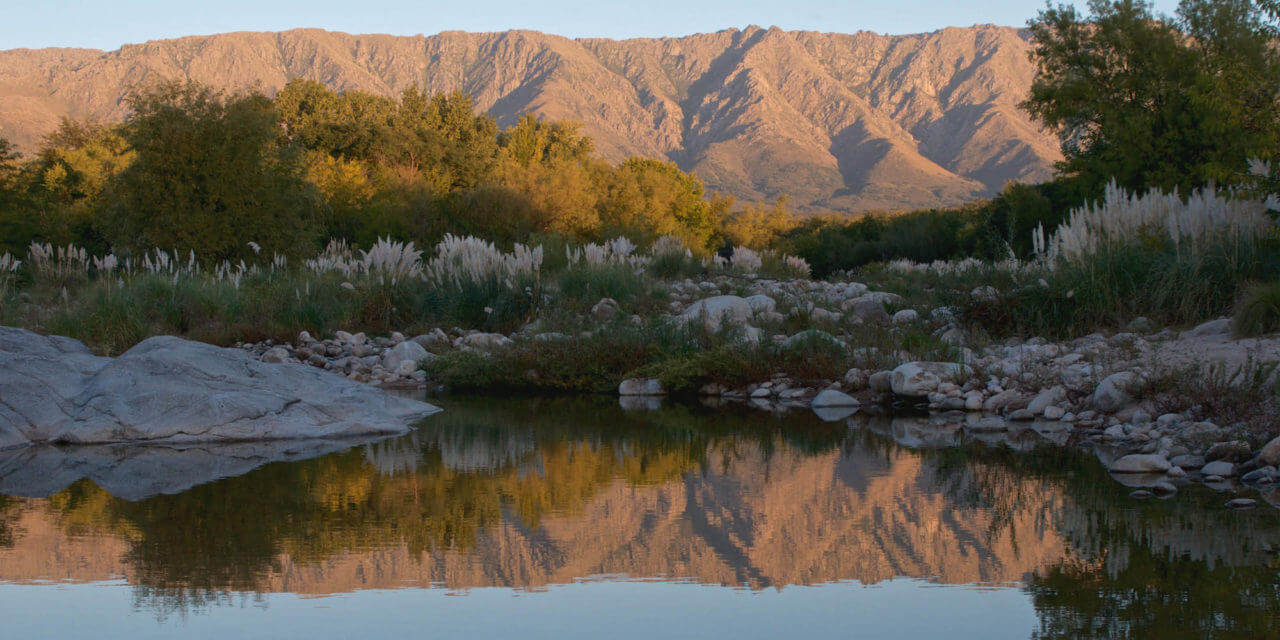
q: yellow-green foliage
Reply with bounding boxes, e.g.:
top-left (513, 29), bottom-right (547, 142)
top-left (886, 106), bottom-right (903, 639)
top-left (0, 79), bottom-right (782, 260)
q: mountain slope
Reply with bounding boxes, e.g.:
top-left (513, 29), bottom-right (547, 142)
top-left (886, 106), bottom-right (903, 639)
top-left (0, 26), bottom-right (1061, 212)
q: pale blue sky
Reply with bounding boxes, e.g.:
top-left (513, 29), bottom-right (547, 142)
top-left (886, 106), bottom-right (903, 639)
top-left (2, 0), bottom-right (1183, 51)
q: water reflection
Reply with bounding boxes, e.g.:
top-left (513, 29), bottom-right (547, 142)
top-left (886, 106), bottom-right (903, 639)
top-left (0, 397), bottom-right (1276, 637)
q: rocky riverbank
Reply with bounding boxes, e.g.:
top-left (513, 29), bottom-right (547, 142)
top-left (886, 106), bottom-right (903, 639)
top-left (231, 272), bottom-right (1280, 508)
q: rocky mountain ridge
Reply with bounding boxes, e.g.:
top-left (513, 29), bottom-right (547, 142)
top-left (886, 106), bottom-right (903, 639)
top-left (0, 25), bottom-right (1061, 212)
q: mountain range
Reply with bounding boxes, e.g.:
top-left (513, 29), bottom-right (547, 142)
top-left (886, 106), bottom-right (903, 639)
top-left (0, 25), bottom-right (1062, 212)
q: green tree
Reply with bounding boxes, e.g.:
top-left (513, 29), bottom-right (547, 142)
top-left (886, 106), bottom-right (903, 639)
top-left (1024, 0), bottom-right (1280, 194)
top-left (104, 81), bottom-right (320, 260)
top-left (395, 88), bottom-right (499, 192)
top-left (276, 79), bottom-right (398, 161)
top-left (0, 137), bottom-right (34, 253)
top-left (599, 158), bottom-right (727, 251)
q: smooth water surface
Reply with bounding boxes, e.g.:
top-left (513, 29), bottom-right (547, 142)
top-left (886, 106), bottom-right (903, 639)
top-left (0, 397), bottom-right (1277, 638)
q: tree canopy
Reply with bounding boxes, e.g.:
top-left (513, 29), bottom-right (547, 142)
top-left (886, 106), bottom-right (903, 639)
top-left (1024, 0), bottom-right (1280, 194)
top-left (104, 81), bottom-right (320, 260)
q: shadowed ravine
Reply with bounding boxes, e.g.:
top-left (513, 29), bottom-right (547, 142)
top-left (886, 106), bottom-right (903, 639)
top-left (0, 397), bottom-right (1277, 637)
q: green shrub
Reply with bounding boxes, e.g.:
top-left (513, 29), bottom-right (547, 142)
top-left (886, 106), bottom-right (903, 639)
top-left (555, 262), bottom-right (650, 308)
top-left (422, 350), bottom-right (508, 390)
top-left (1235, 282), bottom-right (1280, 337)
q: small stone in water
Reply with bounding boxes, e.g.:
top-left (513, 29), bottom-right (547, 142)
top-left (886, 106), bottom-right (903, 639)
top-left (1225, 498), bottom-right (1257, 510)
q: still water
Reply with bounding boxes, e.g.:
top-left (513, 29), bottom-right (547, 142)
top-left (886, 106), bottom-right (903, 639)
top-left (0, 396), bottom-right (1276, 639)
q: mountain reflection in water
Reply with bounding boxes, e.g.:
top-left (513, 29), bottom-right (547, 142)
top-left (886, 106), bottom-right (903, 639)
top-left (0, 396), bottom-right (1277, 638)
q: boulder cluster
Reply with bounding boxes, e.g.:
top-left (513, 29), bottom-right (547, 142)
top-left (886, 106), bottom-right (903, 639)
top-left (232, 272), bottom-right (1279, 507)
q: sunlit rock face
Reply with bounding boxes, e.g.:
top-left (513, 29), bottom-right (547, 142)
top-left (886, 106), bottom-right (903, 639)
top-left (0, 26), bottom-right (1060, 212)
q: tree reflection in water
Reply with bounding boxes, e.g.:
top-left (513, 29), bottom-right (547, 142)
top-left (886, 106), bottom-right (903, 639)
top-left (0, 396), bottom-right (1275, 636)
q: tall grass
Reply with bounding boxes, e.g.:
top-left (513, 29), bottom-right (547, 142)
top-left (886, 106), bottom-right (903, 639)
top-left (935, 182), bottom-right (1280, 338)
top-left (3, 235), bottom-right (549, 352)
top-left (418, 235), bottom-right (543, 331)
top-left (1041, 181), bottom-right (1274, 263)
top-left (646, 236), bottom-right (704, 279)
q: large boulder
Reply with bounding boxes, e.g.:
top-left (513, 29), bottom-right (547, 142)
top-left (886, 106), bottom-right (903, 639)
top-left (844, 298), bottom-right (891, 325)
top-left (1201, 460), bottom-right (1237, 477)
top-left (0, 328), bottom-right (110, 449)
top-left (1026, 386), bottom-right (1067, 416)
top-left (810, 389), bottom-right (859, 408)
top-left (680, 296), bottom-right (753, 332)
top-left (1092, 372), bottom-right (1140, 412)
top-left (744, 294), bottom-right (777, 314)
top-left (1109, 454), bottom-right (1172, 474)
top-left (382, 340), bottom-right (431, 372)
top-left (890, 361), bottom-right (972, 397)
top-left (0, 327), bottom-right (439, 448)
top-left (619, 378), bottom-right (665, 396)
top-left (1261, 435), bottom-right (1280, 467)
top-left (1181, 317), bottom-right (1232, 338)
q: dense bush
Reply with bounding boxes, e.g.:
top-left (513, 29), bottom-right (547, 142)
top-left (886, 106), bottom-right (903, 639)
top-left (1234, 282), bottom-right (1280, 338)
top-left (103, 82), bottom-right (321, 261)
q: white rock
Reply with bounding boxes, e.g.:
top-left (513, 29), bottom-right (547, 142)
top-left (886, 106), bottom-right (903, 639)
top-left (618, 378), bottom-right (664, 396)
top-left (1026, 386), bottom-right (1067, 415)
top-left (1182, 317), bottom-right (1232, 337)
top-left (383, 340), bottom-right (430, 373)
top-left (1259, 435), bottom-right (1280, 466)
top-left (744, 295), bottom-right (777, 314)
top-left (892, 309), bottom-right (918, 324)
top-left (261, 347), bottom-right (291, 364)
top-left (810, 389), bottom-right (859, 408)
top-left (1201, 460), bottom-right (1236, 477)
top-left (963, 390), bottom-right (984, 411)
top-left (1092, 372), bottom-right (1139, 412)
top-left (590, 297), bottom-right (620, 320)
top-left (810, 307), bottom-right (841, 323)
top-left (680, 296), bottom-right (753, 332)
top-left (0, 327), bottom-right (438, 448)
top-left (844, 297), bottom-right (891, 324)
top-left (890, 361), bottom-right (973, 397)
top-left (458, 333), bottom-right (513, 350)
top-left (1110, 454), bottom-right (1172, 473)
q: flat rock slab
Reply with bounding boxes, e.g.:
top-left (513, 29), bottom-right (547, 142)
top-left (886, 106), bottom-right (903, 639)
top-left (0, 327), bottom-right (440, 447)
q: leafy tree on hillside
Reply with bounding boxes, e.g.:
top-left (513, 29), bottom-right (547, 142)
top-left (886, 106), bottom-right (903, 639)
top-left (599, 158), bottom-right (727, 251)
top-left (104, 81), bottom-right (320, 260)
top-left (1024, 0), bottom-right (1280, 194)
top-left (276, 79), bottom-right (399, 161)
top-left (395, 87), bottom-right (499, 192)
top-left (0, 137), bottom-right (36, 253)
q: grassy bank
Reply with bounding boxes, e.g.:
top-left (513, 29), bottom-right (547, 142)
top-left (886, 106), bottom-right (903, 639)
top-left (2, 180), bottom-right (1278, 399)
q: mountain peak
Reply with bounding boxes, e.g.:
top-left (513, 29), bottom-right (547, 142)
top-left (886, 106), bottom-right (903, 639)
top-left (0, 26), bottom-right (1059, 212)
